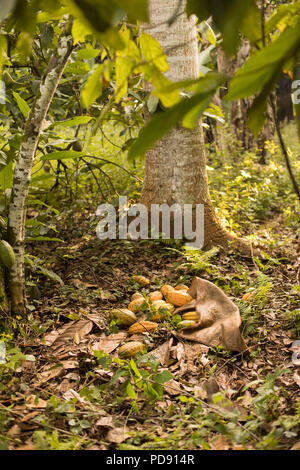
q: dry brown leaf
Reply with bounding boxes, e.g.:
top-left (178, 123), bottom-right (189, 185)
top-left (62, 389), bottom-right (87, 404)
top-left (7, 424), bottom-right (21, 437)
top-left (21, 411), bottom-right (40, 423)
top-left (163, 379), bottom-right (182, 396)
top-left (291, 441), bottom-right (300, 450)
top-left (61, 359), bottom-right (79, 370)
top-left (106, 427), bottom-right (130, 444)
top-left (34, 365), bottom-right (63, 385)
top-left (96, 416), bottom-right (114, 428)
top-left (93, 332), bottom-right (128, 354)
top-left (86, 313), bottom-right (106, 329)
top-left (210, 435), bottom-right (230, 450)
top-left (26, 395), bottom-right (48, 409)
top-left (45, 319), bottom-right (93, 350)
top-left (150, 338), bottom-right (173, 366)
top-left (15, 441), bottom-right (35, 451)
top-left (293, 371), bottom-right (300, 387)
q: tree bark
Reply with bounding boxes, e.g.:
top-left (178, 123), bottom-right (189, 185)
top-left (7, 28), bottom-right (73, 315)
top-left (140, 0), bottom-right (249, 252)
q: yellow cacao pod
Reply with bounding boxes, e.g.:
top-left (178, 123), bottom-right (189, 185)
top-left (175, 284), bottom-right (189, 291)
top-left (160, 285), bottom-right (174, 297)
top-left (132, 275), bottom-right (150, 286)
top-left (131, 292), bottom-right (144, 301)
top-left (182, 311), bottom-right (198, 321)
top-left (242, 293), bottom-right (254, 301)
top-left (128, 321), bottom-right (158, 335)
top-left (149, 291), bottom-right (163, 302)
top-left (110, 308), bottom-right (137, 326)
top-left (0, 240), bottom-right (15, 269)
top-left (128, 297), bottom-right (147, 313)
top-left (150, 300), bottom-right (174, 321)
top-left (165, 290), bottom-right (193, 307)
top-left (178, 320), bottom-right (196, 329)
top-left (118, 341), bottom-right (144, 358)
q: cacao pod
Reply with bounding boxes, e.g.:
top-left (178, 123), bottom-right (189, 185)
top-left (128, 297), bottom-right (147, 313)
top-left (131, 292), bottom-right (144, 301)
top-left (110, 308), bottom-right (137, 325)
top-left (128, 321), bottom-right (158, 335)
top-left (160, 284), bottom-right (174, 297)
top-left (182, 311), bottom-right (198, 321)
top-left (132, 275), bottom-right (150, 286)
top-left (150, 300), bottom-right (174, 321)
top-left (175, 284), bottom-right (189, 291)
top-left (242, 293), bottom-right (254, 301)
top-left (118, 341), bottom-right (144, 358)
top-left (149, 291), bottom-right (163, 302)
top-left (178, 320), bottom-right (196, 329)
top-left (0, 240), bottom-right (15, 269)
top-left (165, 290), bottom-right (193, 307)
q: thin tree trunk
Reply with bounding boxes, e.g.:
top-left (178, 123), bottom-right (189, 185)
top-left (141, 0), bottom-right (249, 252)
top-left (0, 264), bottom-right (8, 315)
top-left (7, 27), bottom-right (73, 315)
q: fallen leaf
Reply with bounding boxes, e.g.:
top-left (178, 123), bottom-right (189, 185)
top-left (26, 395), bottom-right (48, 409)
top-left (45, 319), bottom-right (93, 349)
top-left (210, 435), bottom-right (230, 450)
top-left (62, 389), bottom-right (87, 404)
top-left (163, 379), bottom-right (182, 396)
top-left (96, 416), bottom-right (114, 428)
top-left (93, 332), bottom-right (128, 354)
top-left (291, 441), bottom-right (300, 450)
top-left (106, 427), bottom-right (130, 444)
top-left (293, 371), bottom-right (300, 387)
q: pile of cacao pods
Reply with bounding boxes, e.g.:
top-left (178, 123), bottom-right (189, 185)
top-left (110, 275), bottom-right (197, 359)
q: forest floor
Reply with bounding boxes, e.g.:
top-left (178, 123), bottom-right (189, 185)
top-left (0, 206), bottom-right (299, 451)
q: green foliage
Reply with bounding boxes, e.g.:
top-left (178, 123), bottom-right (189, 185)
top-left (227, 16), bottom-right (300, 134)
top-left (186, 0), bottom-right (261, 54)
top-left (128, 72), bottom-right (225, 160)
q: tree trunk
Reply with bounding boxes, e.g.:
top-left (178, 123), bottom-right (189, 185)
top-left (140, 0), bottom-right (249, 252)
top-left (0, 264), bottom-right (8, 316)
top-left (7, 28), bottom-right (73, 315)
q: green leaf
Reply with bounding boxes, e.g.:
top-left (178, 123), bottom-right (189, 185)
top-left (50, 116), bottom-right (93, 128)
top-left (153, 370), bottom-right (173, 384)
top-left (76, 47), bottom-right (100, 60)
top-left (265, 3), bottom-right (300, 35)
top-left (114, 0), bottom-right (148, 23)
top-left (115, 57), bottom-right (132, 103)
top-left (226, 19), bottom-right (300, 101)
top-left (28, 199), bottom-right (59, 215)
top-left (0, 161), bottom-right (13, 191)
top-left (186, 0), bottom-right (260, 55)
top-left (26, 236), bottom-right (63, 242)
top-left (0, 35), bottom-right (7, 77)
top-left (13, 91), bottom-right (30, 118)
top-left (81, 65), bottom-right (104, 109)
top-left (126, 382), bottom-right (136, 400)
top-left (41, 151), bottom-right (85, 161)
top-left (128, 73), bottom-right (224, 160)
top-left (139, 33), bottom-right (169, 73)
top-left (129, 358), bottom-right (141, 377)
